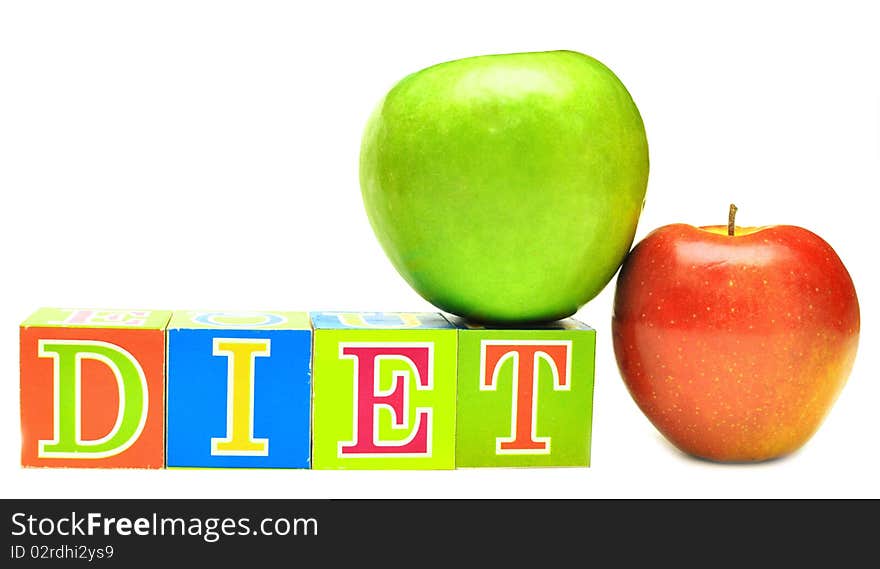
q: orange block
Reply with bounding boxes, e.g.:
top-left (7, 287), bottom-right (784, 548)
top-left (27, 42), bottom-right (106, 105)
top-left (20, 308), bottom-right (171, 468)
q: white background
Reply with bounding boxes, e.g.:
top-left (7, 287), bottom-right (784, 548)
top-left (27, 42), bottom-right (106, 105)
top-left (1, 1), bottom-right (877, 498)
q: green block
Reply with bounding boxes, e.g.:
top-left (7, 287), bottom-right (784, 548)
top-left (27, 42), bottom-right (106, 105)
top-left (451, 316), bottom-right (596, 467)
top-left (310, 312), bottom-right (457, 469)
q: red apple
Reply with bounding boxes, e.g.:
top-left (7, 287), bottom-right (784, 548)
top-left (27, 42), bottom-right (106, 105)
top-left (612, 206), bottom-right (860, 462)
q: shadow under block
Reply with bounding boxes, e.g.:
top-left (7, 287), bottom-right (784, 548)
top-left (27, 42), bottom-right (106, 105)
top-left (19, 308), bottom-right (172, 468)
top-left (310, 312), bottom-right (457, 470)
top-left (166, 311), bottom-right (312, 468)
top-left (450, 316), bottom-right (596, 467)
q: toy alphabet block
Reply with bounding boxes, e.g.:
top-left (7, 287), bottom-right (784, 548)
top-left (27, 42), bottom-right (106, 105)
top-left (166, 311), bottom-right (312, 468)
top-left (450, 316), bottom-right (596, 467)
top-left (310, 312), bottom-right (457, 469)
top-left (20, 308), bottom-right (172, 468)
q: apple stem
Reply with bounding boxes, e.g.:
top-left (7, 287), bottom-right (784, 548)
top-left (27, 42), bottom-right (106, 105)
top-left (728, 203), bottom-right (738, 236)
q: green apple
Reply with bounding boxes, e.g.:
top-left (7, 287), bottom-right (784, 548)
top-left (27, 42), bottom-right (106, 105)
top-left (360, 50), bottom-right (649, 323)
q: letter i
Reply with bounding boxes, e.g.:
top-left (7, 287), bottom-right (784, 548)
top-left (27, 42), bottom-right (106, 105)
top-left (211, 338), bottom-right (271, 456)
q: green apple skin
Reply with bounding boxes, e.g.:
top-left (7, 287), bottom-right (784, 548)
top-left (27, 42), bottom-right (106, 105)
top-left (360, 50), bottom-right (649, 323)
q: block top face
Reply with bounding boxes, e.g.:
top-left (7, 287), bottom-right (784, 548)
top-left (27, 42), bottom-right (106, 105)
top-left (310, 311), bottom-right (454, 330)
top-left (21, 308), bottom-right (172, 329)
top-left (446, 315), bottom-right (594, 331)
top-left (168, 310), bottom-right (311, 330)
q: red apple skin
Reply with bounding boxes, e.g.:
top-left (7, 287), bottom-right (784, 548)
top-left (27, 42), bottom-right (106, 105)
top-left (612, 223), bottom-right (860, 462)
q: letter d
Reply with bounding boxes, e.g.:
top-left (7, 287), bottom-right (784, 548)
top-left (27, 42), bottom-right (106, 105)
top-left (38, 340), bottom-right (148, 459)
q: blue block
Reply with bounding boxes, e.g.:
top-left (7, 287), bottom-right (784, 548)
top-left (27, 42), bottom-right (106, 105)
top-left (166, 311), bottom-right (312, 468)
